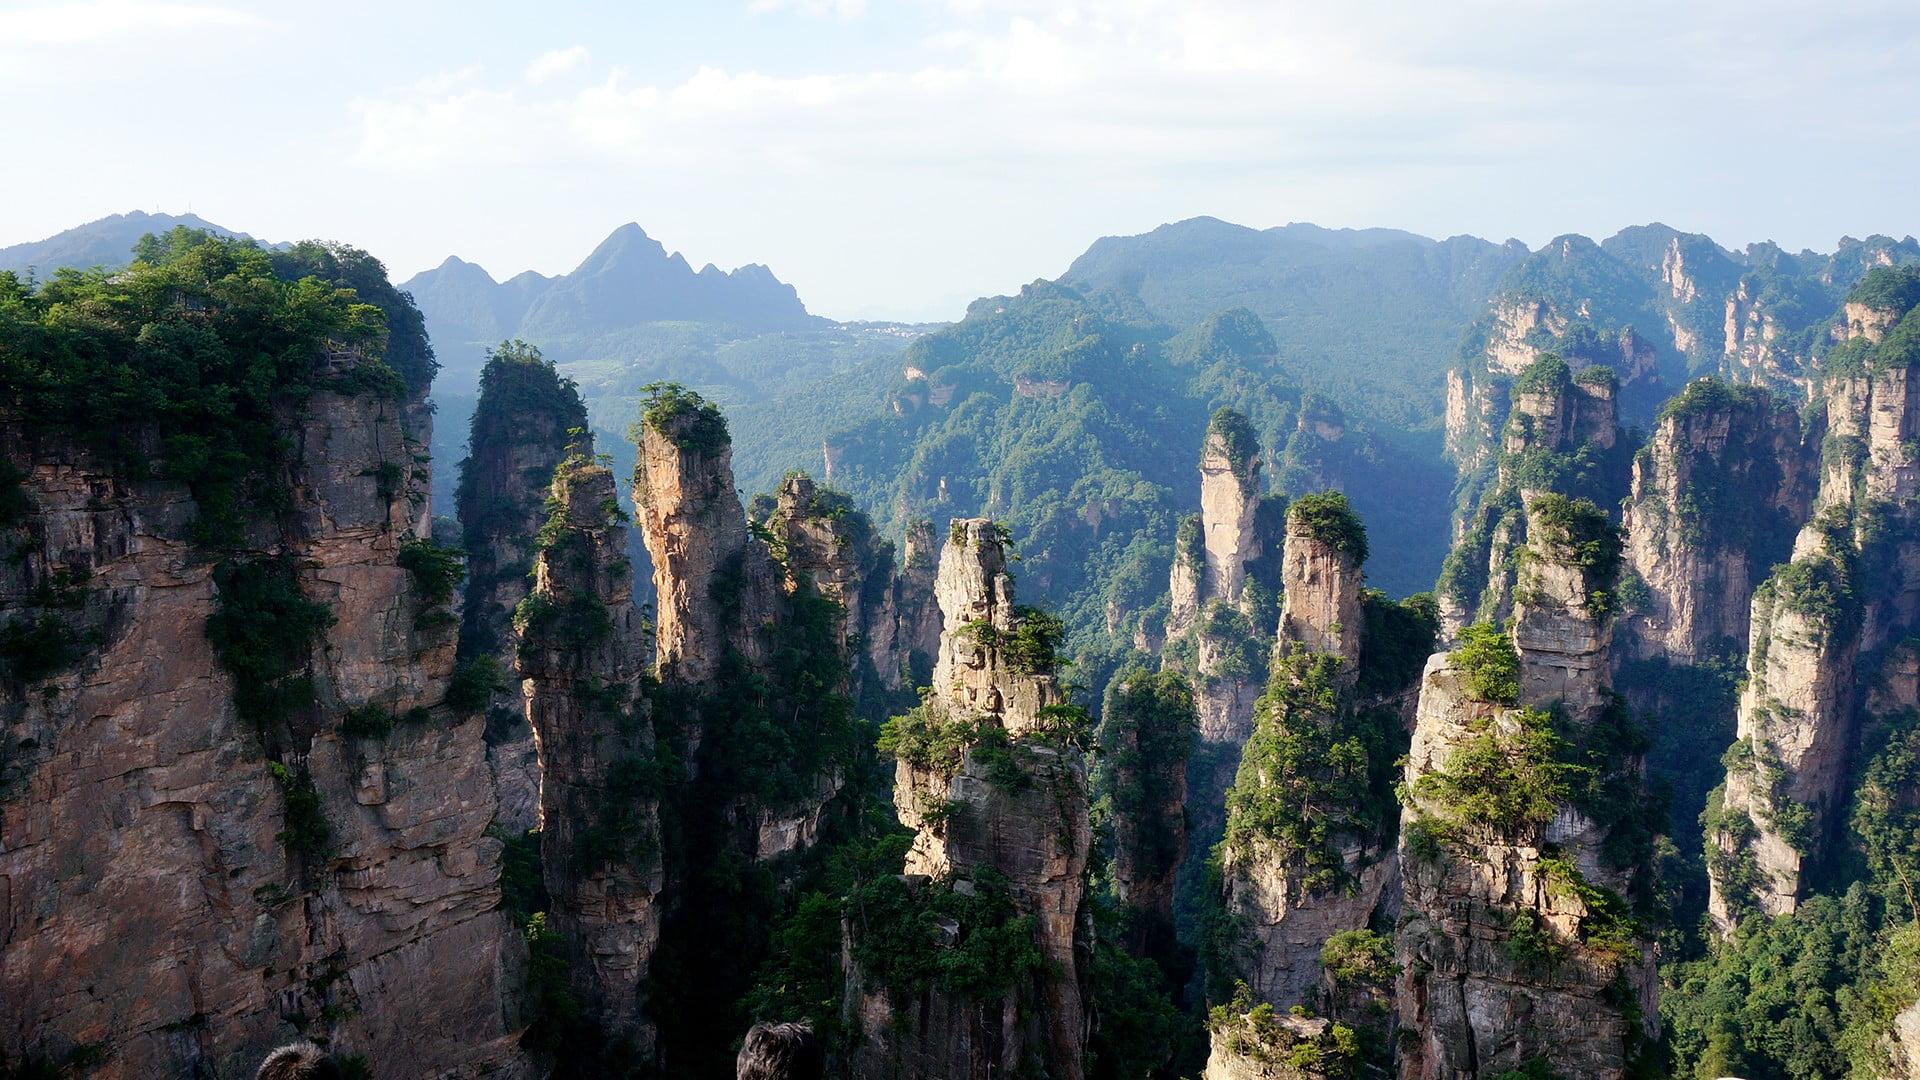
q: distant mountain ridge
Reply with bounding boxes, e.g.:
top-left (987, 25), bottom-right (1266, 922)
top-left (1061, 216), bottom-right (1529, 429)
top-left (0, 211), bottom-right (268, 276)
top-left (402, 222), bottom-right (828, 388)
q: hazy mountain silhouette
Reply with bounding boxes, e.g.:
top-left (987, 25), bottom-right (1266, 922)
top-left (0, 211), bottom-right (265, 277)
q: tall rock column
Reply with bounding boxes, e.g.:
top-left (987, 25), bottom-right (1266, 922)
top-left (517, 454), bottom-right (660, 1054)
top-left (632, 392), bottom-right (769, 686)
top-left (1617, 378), bottom-right (1811, 664)
top-left (1395, 494), bottom-right (1658, 1080)
top-left (456, 341), bottom-right (592, 835)
top-left (1206, 494), bottom-right (1410, 1079)
top-left (852, 518), bottom-right (1092, 1080)
top-left (1275, 492), bottom-right (1366, 679)
top-left (1164, 409), bottom-right (1280, 744)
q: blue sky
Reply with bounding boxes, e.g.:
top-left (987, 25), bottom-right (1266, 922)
top-left (3, 0), bottom-right (1918, 321)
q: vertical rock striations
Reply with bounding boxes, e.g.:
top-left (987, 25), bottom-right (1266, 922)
top-left (1617, 378), bottom-right (1812, 664)
top-left (1702, 269), bottom-right (1920, 928)
top-left (456, 341), bottom-right (592, 835)
top-left (1207, 494), bottom-right (1420, 1079)
top-left (853, 518), bottom-right (1092, 1080)
top-left (1163, 409), bottom-right (1282, 745)
top-left (1439, 355), bottom-right (1628, 637)
top-left (0, 238), bottom-right (526, 1078)
top-left (1396, 495), bottom-right (1658, 1080)
top-left (759, 471), bottom-right (938, 714)
top-left (517, 451), bottom-right (661, 1055)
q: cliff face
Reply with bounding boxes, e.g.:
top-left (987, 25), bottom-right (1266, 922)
top-left (0, 384), bottom-right (527, 1078)
top-left (633, 408), bottom-right (774, 687)
top-left (761, 472), bottom-right (936, 710)
top-left (1275, 507), bottom-right (1364, 678)
top-left (854, 518), bottom-right (1091, 1080)
top-left (1163, 414), bottom-right (1277, 745)
top-left (1396, 499), bottom-right (1657, 1080)
top-left (1441, 358), bottom-right (1628, 637)
top-left (1704, 277), bottom-right (1920, 930)
top-left (1208, 495), bottom-right (1414, 1079)
top-left (1618, 382), bottom-right (1811, 663)
top-left (456, 345), bottom-right (592, 835)
top-left (517, 455), bottom-right (660, 1052)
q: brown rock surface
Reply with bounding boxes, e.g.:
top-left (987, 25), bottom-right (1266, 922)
top-left (0, 387), bottom-right (527, 1079)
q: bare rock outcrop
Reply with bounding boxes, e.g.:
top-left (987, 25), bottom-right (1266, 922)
top-left (0, 384), bottom-right (528, 1078)
top-left (1276, 495), bottom-right (1366, 680)
top-left (1618, 380), bottom-right (1812, 663)
top-left (852, 518), bottom-right (1091, 1080)
top-left (1396, 500), bottom-right (1657, 1080)
top-left (761, 472), bottom-right (938, 707)
top-left (456, 344), bottom-right (592, 835)
top-left (633, 400), bottom-right (775, 686)
top-left (517, 455), bottom-right (660, 1052)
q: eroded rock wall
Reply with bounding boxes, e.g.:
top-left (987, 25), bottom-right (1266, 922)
top-left (854, 519), bottom-right (1091, 1080)
top-left (518, 456), bottom-right (660, 1052)
top-left (0, 387), bottom-right (528, 1079)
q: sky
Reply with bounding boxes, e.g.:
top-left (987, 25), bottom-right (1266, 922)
top-left (2, 0), bottom-right (1918, 322)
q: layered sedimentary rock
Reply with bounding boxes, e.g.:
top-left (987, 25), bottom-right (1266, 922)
top-left (0, 382), bottom-right (527, 1077)
top-left (1275, 502), bottom-right (1364, 678)
top-left (456, 346), bottom-right (592, 835)
top-left (1618, 381), bottom-right (1811, 663)
top-left (853, 518), bottom-right (1091, 1080)
top-left (517, 455), bottom-right (660, 1051)
top-left (1396, 499), bottom-right (1657, 1080)
top-left (632, 404), bottom-right (775, 686)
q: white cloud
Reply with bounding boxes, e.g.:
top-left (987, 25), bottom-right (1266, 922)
top-left (335, 1), bottom-right (1920, 317)
top-left (0, 0), bottom-right (263, 44)
top-left (748, 0), bottom-right (870, 18)
top-left (526, 46), bottom-right (590, 85)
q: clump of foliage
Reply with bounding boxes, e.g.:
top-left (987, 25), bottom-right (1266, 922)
top-left (1289, 491), bottom-right (1369, 565)
top-left (1537, 856), bottom-right (1642, 963)
top-left (0, 229), bottom-right (414, 548)
top-left (636, 381), bottom-right (729, 455)
top-left (268, 760), bottom-right (329, 856)
top-left (0, 614), bottom-right (84, 683)
top-left (1412, 706), bottom-right (1572, 838)
top-left (341, 702), bottom-right (430, 739)
top-left (1526, 493), bottom-right (1623, 617)
top-left (1511, 353), bottom-right (1572, 396)
top-left (1208, 406), bottom-right (1261, 477)
top-left (1321, 929), bottom-right (1397, 992)
top-left (1357, 589), bottom-right (1439, 696)
top-left (1222, 647), bottom-right (1402, 892)
top-left (519, 912), bottom-right (583, 1055)
top-left (206, 556), bottom-right (336, 728)
top-left (446, 655), bottom-right (507, 715)
top-left (1450, 621), bottom-right (1521, 704)
top-left (1207, 981), bottom-right (1364, 1076)
top-left (397, 536), bottom-right (465, 608)
top-left (846, 867), bottom-right (1046, 1000)
top-left (1004, 605), bottom-right (1067, 675)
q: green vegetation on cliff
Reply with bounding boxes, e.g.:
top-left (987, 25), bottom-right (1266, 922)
top-left (1222, 648), bottom-right (1402, 892)
top-left (0, 228), bottom-right (417, 546)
